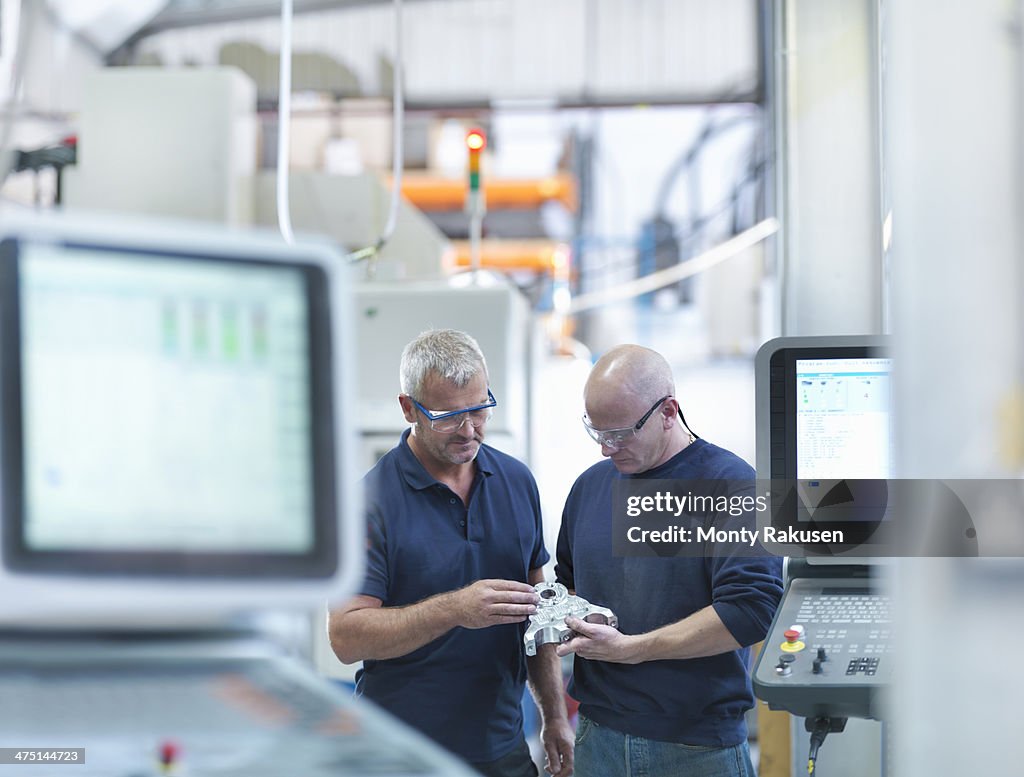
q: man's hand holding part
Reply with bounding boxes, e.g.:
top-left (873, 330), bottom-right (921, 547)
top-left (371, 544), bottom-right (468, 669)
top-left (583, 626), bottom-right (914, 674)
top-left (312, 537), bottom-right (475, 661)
top-left (555, 617), bottom-right (642, 663)
top-left (450, 579), bottom-right (540, 628)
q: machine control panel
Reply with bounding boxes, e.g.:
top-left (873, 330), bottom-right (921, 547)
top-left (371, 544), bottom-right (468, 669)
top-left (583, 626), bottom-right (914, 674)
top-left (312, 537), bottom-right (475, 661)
top-left (0, 635), bottom-right (480, 777)
top-left (753, 577), bottom-right (892, 720)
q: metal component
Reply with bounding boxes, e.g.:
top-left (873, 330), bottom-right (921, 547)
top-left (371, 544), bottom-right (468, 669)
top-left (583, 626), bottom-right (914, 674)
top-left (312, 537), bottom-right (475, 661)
top-left (523, 582), bottom-right (617, 657)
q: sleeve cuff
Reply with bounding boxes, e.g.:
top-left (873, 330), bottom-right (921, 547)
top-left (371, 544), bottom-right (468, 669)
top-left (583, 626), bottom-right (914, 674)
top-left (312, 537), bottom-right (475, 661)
top-left (712, 600), bottom-right (765, 647)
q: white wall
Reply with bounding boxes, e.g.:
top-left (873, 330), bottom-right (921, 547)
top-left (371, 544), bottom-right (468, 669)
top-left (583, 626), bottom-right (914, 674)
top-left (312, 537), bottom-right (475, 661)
top-left (774, 2), bottom-right (886, 774)
top-left (19, 2), bottom-right (104, 115)
top-left (885, 2), bottom-right (1024, 776)
top-left (777, 0), bottom-right (883, 337)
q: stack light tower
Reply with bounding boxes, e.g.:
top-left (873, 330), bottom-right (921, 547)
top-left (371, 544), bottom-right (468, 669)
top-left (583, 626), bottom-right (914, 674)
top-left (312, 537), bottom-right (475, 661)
top-left (465, 127), bottom-right (487, 277)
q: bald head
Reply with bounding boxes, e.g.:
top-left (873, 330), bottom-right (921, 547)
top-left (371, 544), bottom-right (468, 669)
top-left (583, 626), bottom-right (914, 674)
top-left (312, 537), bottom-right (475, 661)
top-left (583, 345), bottom-right (689, 473)
top-left (585, 345), bottom-right (675, 409)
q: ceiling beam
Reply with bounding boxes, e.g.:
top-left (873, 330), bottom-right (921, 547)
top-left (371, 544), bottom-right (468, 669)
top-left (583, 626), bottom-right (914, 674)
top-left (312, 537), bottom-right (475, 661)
top-left (136, 0), bottom-right (426, 37)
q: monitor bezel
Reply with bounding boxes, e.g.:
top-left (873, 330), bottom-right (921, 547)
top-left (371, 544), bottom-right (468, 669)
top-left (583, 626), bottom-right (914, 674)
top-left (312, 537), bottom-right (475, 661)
top-left (0, 236), bottom-right (339, 579)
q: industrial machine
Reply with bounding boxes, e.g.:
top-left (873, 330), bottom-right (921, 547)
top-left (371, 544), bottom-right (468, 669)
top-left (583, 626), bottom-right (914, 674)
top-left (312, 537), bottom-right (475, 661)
top-left (0, 212), bottom-right (479, 776)
top-left (752, 336), bottom-right (892, 773)
top-left (0, 633), bottom-right (478, 776)
top-left (752, 562), bottom-right (891, 719)
top-left (352, 278), bottom-right (532, 461)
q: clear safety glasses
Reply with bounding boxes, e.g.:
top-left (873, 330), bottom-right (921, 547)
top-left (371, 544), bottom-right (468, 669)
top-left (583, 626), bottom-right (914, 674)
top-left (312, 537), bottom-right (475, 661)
top-left (582, 395), bottom-right (671, 449)
top-left (410, 388), bottom-right (497, 433)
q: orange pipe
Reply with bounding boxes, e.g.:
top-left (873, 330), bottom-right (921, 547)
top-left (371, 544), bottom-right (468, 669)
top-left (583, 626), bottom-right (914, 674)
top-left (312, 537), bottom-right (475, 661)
top-left (395, 173), bottom-right (577, 212)
top-left (449, 240), bottom-right (571, 273)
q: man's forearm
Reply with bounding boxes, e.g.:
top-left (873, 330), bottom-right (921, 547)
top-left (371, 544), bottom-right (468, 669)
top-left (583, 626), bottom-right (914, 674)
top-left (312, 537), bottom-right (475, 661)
top-left (632, 605), bottom-right (741, 662)
top-left (330, 593), bottom-right (459, 663)
top-left (527, 642), bottom-right (574, 776)
top-left (527, 643), bottom-right (567, 722)
top-left (524, 568), bottom-right (569, 724)
top-left (332, 579), bottom-right (539, 663)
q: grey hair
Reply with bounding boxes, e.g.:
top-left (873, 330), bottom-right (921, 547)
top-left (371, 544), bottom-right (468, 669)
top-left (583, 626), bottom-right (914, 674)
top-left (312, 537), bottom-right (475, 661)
top-left (400, 329), bottom-right (489, 398)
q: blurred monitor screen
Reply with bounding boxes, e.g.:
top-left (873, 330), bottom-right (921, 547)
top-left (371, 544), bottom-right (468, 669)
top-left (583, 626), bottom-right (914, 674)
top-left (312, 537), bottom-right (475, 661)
top-left (0, 236), bottom-right (338, 578)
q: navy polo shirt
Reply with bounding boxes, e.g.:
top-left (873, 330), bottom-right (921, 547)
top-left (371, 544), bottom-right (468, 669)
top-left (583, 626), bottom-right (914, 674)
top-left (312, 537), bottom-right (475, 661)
top-left (354, 428), bottom-right (549, 763)
top-left (555, 439), bottom-right (783, 746)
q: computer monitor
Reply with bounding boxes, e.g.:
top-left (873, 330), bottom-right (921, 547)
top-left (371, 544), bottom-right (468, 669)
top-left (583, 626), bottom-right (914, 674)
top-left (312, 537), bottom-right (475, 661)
top-left (753, 336), bottom-right (894, 719)
top-left (755, 335), bottom-right (891, 557)
top-left (0, 213), bottom-right (361, 622)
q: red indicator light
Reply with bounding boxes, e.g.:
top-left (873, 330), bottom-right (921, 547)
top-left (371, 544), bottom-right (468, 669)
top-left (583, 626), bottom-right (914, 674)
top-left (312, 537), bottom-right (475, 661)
top-left (466, 129), bottom-right (486, 151)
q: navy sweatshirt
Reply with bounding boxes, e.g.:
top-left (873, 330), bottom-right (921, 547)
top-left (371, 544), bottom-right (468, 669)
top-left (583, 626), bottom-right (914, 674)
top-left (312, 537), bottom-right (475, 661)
top-left (555, 438), bottom-right (784, 746)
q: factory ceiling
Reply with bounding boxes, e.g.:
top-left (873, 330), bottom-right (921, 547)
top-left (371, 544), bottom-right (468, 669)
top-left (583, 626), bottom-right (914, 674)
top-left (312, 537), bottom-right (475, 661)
top-left (49, 0), bottom-right (759, 108)
top-left (142, 0), bottom-right (427, 36)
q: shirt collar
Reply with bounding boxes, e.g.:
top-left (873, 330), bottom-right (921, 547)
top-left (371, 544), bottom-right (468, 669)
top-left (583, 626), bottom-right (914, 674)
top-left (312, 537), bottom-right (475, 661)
top-left (396, 427), bottom-right (494, 491)
top-left (628, 437), bottom-right (707, 479)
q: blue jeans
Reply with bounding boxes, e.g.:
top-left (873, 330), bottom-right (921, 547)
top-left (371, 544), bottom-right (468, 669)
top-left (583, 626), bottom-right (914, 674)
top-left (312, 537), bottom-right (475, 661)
top-left (574, 715), bottom-right (757, 777)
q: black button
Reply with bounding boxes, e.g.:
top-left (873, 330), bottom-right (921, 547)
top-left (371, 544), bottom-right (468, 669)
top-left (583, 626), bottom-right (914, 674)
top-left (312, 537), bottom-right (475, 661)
top-left (459, 520), bottom-right (466, 527)
top-left (449, 498), bottom-right (457, 504)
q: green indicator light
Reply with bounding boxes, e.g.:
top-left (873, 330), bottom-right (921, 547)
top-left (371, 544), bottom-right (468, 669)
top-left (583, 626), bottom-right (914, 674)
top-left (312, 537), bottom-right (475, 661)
top-left (223, 306), bottom-right (239, 360)
top-left (253, 307), bottom-right (268, 359)
top-left (161, 301), bottom-right (178, 354)
top-left (192, 303), bottom-right (208, 356)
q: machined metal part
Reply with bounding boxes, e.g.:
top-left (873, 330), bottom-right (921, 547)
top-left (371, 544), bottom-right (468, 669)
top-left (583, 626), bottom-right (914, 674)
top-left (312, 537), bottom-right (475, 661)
top-left (523, 582), bottom-right (618, 657)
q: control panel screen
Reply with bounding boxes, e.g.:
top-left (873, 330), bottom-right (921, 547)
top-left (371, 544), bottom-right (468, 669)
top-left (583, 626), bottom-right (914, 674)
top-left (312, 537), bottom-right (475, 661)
top-left (795, 357), bottom-right (893, 480)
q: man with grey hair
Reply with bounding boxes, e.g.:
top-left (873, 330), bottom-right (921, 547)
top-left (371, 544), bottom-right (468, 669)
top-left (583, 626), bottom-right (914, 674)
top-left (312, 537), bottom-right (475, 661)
top-left (554, 344), bottom-right (783, 777)
top-left (330, 329), bottom-right (573, 777)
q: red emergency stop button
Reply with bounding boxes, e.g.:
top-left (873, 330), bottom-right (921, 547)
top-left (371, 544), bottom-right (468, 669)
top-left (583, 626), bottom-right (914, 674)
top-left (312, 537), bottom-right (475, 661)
top-left (780, 629), bottom-right (806, 653)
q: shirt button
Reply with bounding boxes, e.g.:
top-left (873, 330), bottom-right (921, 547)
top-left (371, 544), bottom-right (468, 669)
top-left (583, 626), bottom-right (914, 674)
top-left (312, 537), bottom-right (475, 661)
top-left (449, 498), bottom-right (457, 504)
top-left (460, 520), bottom-right (466, 527)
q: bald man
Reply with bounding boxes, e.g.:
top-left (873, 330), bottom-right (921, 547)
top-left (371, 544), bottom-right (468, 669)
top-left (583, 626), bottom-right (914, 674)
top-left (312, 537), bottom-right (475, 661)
top-left (554, 345), bottom-right (783, 777)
